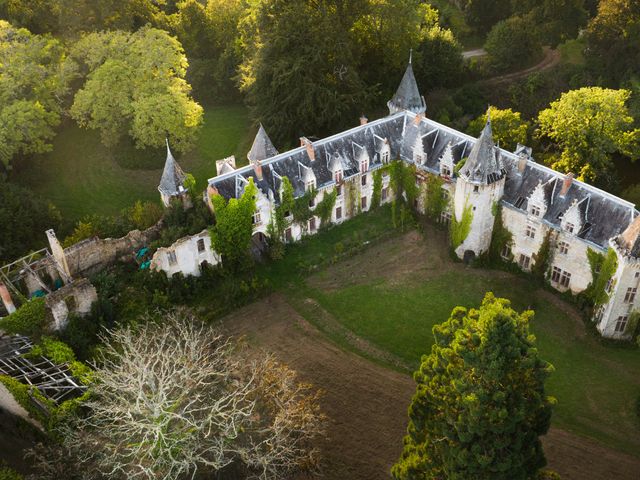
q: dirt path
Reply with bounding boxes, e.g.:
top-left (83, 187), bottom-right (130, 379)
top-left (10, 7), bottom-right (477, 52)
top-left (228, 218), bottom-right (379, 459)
top-left (221, 294), bottom-right (640, 480)
top-left (480, 47), bottom-right (561, 86)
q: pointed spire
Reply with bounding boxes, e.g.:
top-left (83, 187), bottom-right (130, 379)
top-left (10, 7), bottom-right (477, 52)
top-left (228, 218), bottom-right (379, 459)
top-left (387, 52), bottom-right (426, 116)
top-left (158, 139), bottom-right (186, 196)
top-left (248, 124), bottom-right (278, 164)
top-left (459, 107), bottom-right (504, 184)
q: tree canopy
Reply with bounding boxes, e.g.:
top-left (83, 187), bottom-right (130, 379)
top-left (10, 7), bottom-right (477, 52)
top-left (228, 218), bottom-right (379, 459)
top-left (484, 16), bottom-right (542, 71)
top-left (0, 21), bottom-right (68, 169)
top-left (468, 107), bottom-right (530, 151)
top-left (537, 87), bottom-right (640, 183)
top-left (68, 27), bottom-right (203, 152)
top-left (392, 293), bottom-right (554, 480)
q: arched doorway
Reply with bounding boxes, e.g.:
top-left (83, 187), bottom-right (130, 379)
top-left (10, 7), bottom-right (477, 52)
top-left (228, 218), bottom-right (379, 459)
top-left (463, 250), bottom-right (476, 265)
top-left (250, 232), bottom-right (269, 260)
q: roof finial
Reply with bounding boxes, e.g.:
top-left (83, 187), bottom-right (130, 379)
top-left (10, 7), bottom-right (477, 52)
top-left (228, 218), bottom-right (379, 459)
top-left (486, 105), bottom-right (491, 125)
top-left (409, 48), bottom-right (413, 65)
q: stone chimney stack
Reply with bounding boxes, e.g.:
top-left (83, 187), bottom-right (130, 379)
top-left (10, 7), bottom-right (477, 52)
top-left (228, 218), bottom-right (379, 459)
top-left (253, 160), bottom-right (263, 181)
top-left (360, 115), bottom-right (368, 126)
top-left (300, 137), bottom-right (315, 162)
top-left (517, 154), bottom-right (528, 173)
top-left (0, 282), bottom-right (16, 314)
top-left (46, 229), bottom-right (72, 283)
top-left (560, 173), bottom-right (574, 197)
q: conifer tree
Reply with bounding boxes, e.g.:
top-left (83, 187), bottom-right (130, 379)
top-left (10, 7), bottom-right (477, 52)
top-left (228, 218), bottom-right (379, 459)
top-left (392, 293), bottom-right (554, 480)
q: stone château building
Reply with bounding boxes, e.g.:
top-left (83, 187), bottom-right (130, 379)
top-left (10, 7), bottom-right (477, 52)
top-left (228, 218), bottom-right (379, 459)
top-left (158, 57), bottom-right (640, 340)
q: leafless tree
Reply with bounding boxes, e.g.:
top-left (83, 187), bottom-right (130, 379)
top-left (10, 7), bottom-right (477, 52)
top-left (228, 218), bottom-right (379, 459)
top-left (28, 310), bottom-right (324, 480)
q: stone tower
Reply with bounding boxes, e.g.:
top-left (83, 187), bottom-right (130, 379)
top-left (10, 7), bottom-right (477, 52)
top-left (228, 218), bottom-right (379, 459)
top-left (453, 110), bottom-right (506, 259)
top-left (387, 51), bottom-right (427, 116)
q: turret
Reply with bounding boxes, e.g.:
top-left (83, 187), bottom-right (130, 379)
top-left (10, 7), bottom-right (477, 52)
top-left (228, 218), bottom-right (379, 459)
top-left (387, 50), bottom-right (426, 116)
top-left (453, 109), bottom-right (506, 260)
top-left (158, 139), bottom-right (188, 207)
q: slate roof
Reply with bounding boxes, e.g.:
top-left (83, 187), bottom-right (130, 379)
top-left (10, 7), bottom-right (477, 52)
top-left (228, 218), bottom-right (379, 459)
top-left (207, 109), bottom-right (637, 252)
top-left (158, 140), bottom-right (186, 196)
top-left (248, 124), bottom-right (278, 164)
top-left (387, 59), bottom-right (426, 115)
top-left (458, 113), bottom-right (506, 185)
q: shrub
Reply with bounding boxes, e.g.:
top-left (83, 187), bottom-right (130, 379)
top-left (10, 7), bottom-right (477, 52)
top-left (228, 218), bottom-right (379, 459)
top-left (0, 466), bottom-right (23, 480)
top-left (0, 375), bottom-right (53, 428)
top-left (0, 298), bottom-right (47, 337)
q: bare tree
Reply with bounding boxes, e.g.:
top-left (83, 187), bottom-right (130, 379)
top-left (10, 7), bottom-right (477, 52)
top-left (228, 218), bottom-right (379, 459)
top-left (28, 310), bottom-right (324, 480)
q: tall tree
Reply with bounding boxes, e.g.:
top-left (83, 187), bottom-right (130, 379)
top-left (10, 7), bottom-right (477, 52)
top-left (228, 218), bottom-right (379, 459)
top-left (68, 27), bottom-right (203, 152)
top-left (586, 0), bottom-right (640, 85)
top-left (537, 87), bottom-right (640, 183)
top-left (392, 293), bottom-right (554, 480)
top-left (463, 0), bottom-right (512, 33)
top-left (0, 21), bottom-right (68, 169)
top-left (239, 0), bottom-right (373, 145)
top-left (484, 16), bottom-right (542, 71)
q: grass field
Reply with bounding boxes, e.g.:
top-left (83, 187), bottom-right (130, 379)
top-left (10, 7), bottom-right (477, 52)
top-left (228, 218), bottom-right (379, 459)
top-left (14, 104), bottom-right (253, 222)
top-left (260, 212), bottom-right (640, 457)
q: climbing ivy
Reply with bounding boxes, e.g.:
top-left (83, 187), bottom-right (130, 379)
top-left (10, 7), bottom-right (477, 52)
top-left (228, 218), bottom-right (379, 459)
top-left (532, 232), bottom-right (553, 282)
top-left (488, 206), bottom-right (513, 263)
top-left (315, 190), bottom-right (337, 227)
top-left (292, 188), bottom-right (318, 227)
top-left (450, 202), bottom-right (473, 249)
top-left (454, 157), bottom-right (467, 175)
top-left (424, 174), bottom-right (448, 220)
top-left (345, 179), bottom-right (359, 218)
top-left (372, 170), bottom-right (383, 209)
top-left (209, 177), bottom-right (257, 271)
top-left (586, 248), bottom-right (618, 306)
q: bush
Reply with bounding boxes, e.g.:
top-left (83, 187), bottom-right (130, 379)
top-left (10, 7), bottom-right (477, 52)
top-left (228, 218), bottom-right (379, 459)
top-left (0, 466), bottom-right (23, 480)
top-left (0, 298), bottom-right (47, 337)
top-left (537, 469), bottom-right (562, 479)
top-left (0, 375), bottom-right (53, 428)
top-left (485, 16), bottom-right (542, 71)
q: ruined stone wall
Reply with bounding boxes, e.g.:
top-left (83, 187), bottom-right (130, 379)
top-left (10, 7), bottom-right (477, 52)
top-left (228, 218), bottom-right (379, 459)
top-left (44, 278), bottom-right (97, 330)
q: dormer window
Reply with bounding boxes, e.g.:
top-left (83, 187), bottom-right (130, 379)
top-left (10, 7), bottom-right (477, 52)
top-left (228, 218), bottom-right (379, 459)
top-left (306, 179), bottom-right (315, 192)
top-left (565, 222), bottom-right (575, 234)
top-left (381, 150), bottom-right (390, 164)
top-left (360, 158), bottom-right (369, 173)
top-left (441, 166), bottom-right (451, 177)
top-left (530, 205), bottom-right (541, 217)
top-left (473, 185), bottom-right (479, 193)
top-left (252, 212), bottom-right (261, 225)
top-left (335, 170), bottom-right (343, 183)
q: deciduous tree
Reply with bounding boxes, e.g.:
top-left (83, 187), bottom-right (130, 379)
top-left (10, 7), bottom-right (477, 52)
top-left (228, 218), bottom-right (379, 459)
top-left (537, 87), bottom-right (640, 183)
top-left (68, 27), bottom-right (203, 152)
top-left (484, 16), bottom-right (542, 71)
top-left (392, 293), bottom-right (554, 480)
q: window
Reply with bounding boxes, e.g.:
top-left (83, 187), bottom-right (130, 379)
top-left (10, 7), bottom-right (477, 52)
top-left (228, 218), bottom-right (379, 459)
top-left (473, 185), bottom-right (479, 193)
top-left (519, 254), bottom-right (531, 270)
top-left (501, 245), bottom-right (511, 260)
top-left (551, 266), bottom-right (571, 288)
top-left (636, 271), bottom-right (640, 279)
top-left (624, 287), bottom-right (637, 304)
top-left (308, 217), bottom-right (316, 232)
top-left (441, 166), bottom-right (451, 177)
top-left (336, 185), bottom-right (342, 197)
top-left (441, 189), bottom-right (449, 200)
top-left (309, 197), bottom-right (315, 208)
top-left (565, 222), bottom-right (575, 234)
top-left (558, 241), bottom-right (569, 255)
top-left (381, 187), bottom-right (388, 202)
top-left (360, 158), bottom-right (368, 173)
top-left (335, 206), bottom-right (342, 220)
top-left (614, 315), bottom-right (628, 333)
top-left (285, 227), bottom-right (292, 242)
top-left (530, 205), bottom-right (541, 217)
top-left (381, 150), bottom-right (390, 163)
top-left (335, 170), bottom-right (343, 183)
top-left (605, 278), bottom-right (614, 293)
top-left (197, 239), bottom-right (205, 253)
top-left (306, 179), bottom-right (315, 191)
top-left (252, 212), bottom-right (261, 225)
top-left (168, 251), bottom-right (177, 266)
top-left (284, 210), bottom-right (292, 218)
top-left (440, 211), bottom-right (452, 225)
top-left (525, 225), bottom-right (536, 239)
top-left (361, 196), bottom-right (367, 210)
top-left (361, 174), bottom-right (367, 186)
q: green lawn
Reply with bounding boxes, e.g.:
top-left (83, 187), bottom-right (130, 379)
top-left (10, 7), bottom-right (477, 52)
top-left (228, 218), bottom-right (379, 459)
top-left (14, 104), bottom-right (253, 222)
top-left (272, 216), bottom-right (640, 456)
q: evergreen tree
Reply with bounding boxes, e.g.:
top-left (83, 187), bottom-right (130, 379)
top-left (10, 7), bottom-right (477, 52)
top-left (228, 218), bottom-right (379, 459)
top-left (392, 293), bottom-right (554, 480)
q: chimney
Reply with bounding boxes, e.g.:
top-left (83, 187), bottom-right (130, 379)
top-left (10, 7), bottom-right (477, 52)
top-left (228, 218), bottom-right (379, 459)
top-left (0, 282), bottom-right (16, 314)
top-left (253, 160), bottom-right (263, 181)
top-left (300, 137), bottom-right (315, 162)
top-left (46, 229), bottom-right (71, 283)
top-left (560, 173), bottom-right (574, 197)
top-left (360, 115), bottom-right (368, 126)
top-left (517, 154), bottom-right (528, 173)
top-left (413, 113), bottom-right (424, 125)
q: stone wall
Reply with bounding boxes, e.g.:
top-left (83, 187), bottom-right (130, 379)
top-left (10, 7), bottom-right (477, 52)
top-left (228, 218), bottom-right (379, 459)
top-left (45, 278), bottom-right (97, 330)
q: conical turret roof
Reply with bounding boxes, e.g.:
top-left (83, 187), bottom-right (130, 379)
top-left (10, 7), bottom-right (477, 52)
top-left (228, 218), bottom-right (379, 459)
top-left (387, 52), bottom-right (426, 115)
top-left (459, 109), bottom-right (505, 184)
top-left (248, 124), bottom-right (278, 164)
top-left (158, 139), bottom-right (187, 195)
